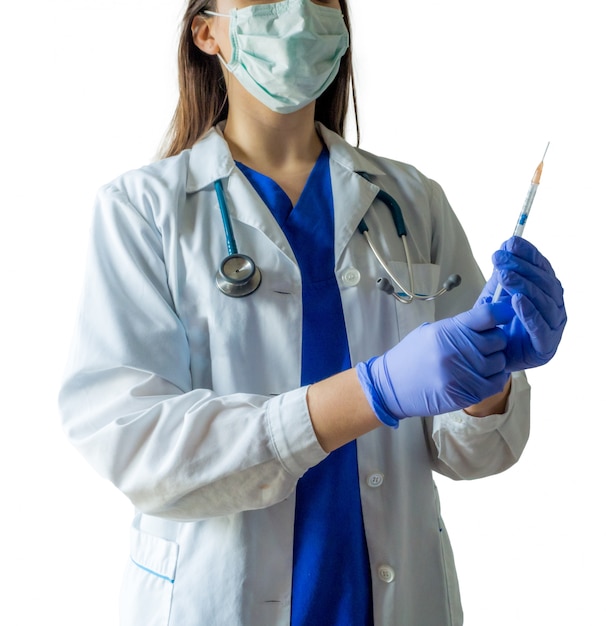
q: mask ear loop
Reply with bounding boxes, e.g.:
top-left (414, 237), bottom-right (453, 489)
top-left (202, 10), bottom-right (232, 18)
top-left (199, 10), bottom-right (233, 68)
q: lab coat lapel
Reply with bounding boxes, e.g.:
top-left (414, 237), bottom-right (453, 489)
top-left (226, 172), bottom-right (298, 265)
top-left (318, 125), bottom-right (386, 264)
top-left (330, 163), bottom-right (379, 264)
top-left (186, 124), bottom-right (388, 266)
top-left (187, 126), bottom-right (297, 265)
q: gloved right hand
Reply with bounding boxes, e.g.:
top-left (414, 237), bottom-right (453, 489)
top-left (476, 237), bottom-right (566, 373)
top-left (355, 303), bottom-right (514, 427)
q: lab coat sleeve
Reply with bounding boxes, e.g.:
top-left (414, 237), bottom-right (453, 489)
top-left (58, 184), bottom-right (327, 521)
top-left (426, 371), bottom-right (531, 480)
top-left (418, 178), bottom-right (531, 479)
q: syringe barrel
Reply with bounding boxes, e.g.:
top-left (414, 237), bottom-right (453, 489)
top-left (513, 183), bottom-right (539, 236)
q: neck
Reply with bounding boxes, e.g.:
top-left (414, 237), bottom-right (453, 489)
top-left (223, 94), bottom-right (323, 174)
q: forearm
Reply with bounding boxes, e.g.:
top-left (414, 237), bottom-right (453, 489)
top-left (307, 369), bottom-right (381, 453)
top-left (308, 371), bottom-right (514, 453)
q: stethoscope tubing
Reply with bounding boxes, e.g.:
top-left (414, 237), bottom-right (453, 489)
top-left (213, 173), bottom-right (460, 301)
top-left (361, 231), bottom-right (416, 303)
top-left (215, 180), bottom-right (238, 256)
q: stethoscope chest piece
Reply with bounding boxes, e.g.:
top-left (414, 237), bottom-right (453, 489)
top-left (216, 253), bottom-right (262, 297)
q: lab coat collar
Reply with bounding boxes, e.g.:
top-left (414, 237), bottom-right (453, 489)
top-left (186, 123), bottom-right (236, 193)
top-left (185, 121), bottom-right (386, 193)
top-left (185, 122), bottom-right (386, 265)
top-left (315, 123), bottom-right (385, 178)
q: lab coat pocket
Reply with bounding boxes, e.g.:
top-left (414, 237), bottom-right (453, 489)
top-left (389, 262), bottom-right (440, 339)
top-left (120, 527), bottom-right (179, 626)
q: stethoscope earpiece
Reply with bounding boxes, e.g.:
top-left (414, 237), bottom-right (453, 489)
top-left (443, 274), bottom-right (462, 291)
top-left (216, 253), bottom-right (262, 297)
top-left (376, 273), bottom-right (462, 303)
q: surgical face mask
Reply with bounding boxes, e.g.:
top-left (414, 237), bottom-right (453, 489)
top-left (204, 0), bottom-right (349, 114)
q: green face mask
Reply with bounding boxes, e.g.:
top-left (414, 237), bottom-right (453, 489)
top-left (204, 0), bottom-right (349, 114)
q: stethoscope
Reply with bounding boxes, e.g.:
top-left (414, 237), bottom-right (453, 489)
top-left (213, 175), bottom-right (461, 302)
top-left (214, 179), bottom-right (263, 297)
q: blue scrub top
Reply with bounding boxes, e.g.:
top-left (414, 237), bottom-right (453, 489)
top-left (237, 148), bottom-right (373, 626)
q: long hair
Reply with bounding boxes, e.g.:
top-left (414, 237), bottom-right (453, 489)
top-left (160, 0), bottom-right (359, 158)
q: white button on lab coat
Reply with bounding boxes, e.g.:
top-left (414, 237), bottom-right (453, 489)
top-left (367, 472), bottom-right (384, 488)
top-left (59, 123), bottom-right (530, 626)
top-left (378, 565), bottom-right (396, 584)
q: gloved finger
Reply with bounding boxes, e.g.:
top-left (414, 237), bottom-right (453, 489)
top-left (475, 271), bottom-right (513, 307)
top-left (449, 316), bottom-right (508, 373)
top-left (462, 326), bottom-right (509, 356)
top-left (500, 236), bottom-right (557, 276)
top-left (481, 351), bottom-right (508, 377)
top-left (479, 236), bottom-right (548, 306)
top-left (498, 269), bottom-right (565, 329)
top-left (475, 270), bottom-right (498, 305)
top-left (511, 293), bottom-right (567, 355)
top-left (456, 301), bottom-right (515, 332)
top-left (493, 250), bottom-right (564, 307)
top-left (459, 367), bottom-right (510, 403)
top-left (462, 345), bottom-right (507, 378)
top-left (485, 370), bottom-right (512, 395)
top-left (485, 271), bottom-right (498, 294)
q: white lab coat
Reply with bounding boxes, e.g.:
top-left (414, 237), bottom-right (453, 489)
top-left (59, 123), bottom-right (530, 626)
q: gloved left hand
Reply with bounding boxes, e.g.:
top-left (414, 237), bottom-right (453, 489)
top-left (478, 236), bottom-right (567, 372)
top-left (356, 303), bottom-right (514, 426)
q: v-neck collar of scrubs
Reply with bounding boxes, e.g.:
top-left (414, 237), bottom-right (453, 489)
top-left (235, 146), bottom-right (330, 229)
top-left (236, 147), bottom-right (335, 286)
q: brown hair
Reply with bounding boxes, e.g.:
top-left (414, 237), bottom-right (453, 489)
top-left (160, 0), bottom-right (359, 158)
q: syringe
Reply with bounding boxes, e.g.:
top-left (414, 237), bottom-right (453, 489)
top-left (492, 142), bottom-right (550, 302)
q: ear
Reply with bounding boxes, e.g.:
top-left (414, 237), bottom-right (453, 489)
top-left (191, 14), bottom-right (221, 55)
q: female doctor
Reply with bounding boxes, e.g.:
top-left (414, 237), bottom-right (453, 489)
top-left (59, 0), bottom-right (566, 624)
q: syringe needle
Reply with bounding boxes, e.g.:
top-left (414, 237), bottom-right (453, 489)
top-left (530, 141), bottom-right (550, 185)
top-left (492, 142), bottom-right (550, 302)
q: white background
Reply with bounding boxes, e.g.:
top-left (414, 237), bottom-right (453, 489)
top-left (1, 1), bottom-right (603, 624)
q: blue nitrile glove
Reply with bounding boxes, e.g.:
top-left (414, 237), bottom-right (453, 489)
top-left (478, 237), bottom-right (566, 372)
top-left (356, 303), bottom-right (514, 427)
